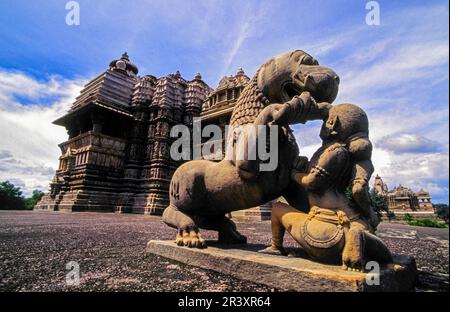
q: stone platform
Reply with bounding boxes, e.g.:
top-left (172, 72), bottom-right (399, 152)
top-left (146, 240), bottom-right (417, 292)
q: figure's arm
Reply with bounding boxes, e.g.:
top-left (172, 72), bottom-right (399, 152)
top-left (291, 170), bottom-right (309, 187)
top-left (290, 155), bottom-right (309, 186)
top-left (273, 91), bottom-right (331, 125)
top-left (293, 155), bottom-right (309, 172)
top-left (348, 136), bottom-right (379, 229)
top-left (292, 141), bottom-right (347, 190)
top-left (292, 164), bottom-right (332, 191)
top-left (254, 92), bottom-right (331, 126)
top-left (241, 92), bottom-right (322, 180)
top-left (351, 160), bottom-right (374, 220)
top-left (291, 154), bottom-right (331, 190)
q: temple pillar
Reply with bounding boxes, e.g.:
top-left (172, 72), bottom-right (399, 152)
top-left (145, 106), bottom-right (172, 215)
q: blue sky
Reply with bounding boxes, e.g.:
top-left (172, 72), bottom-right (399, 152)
top-left (0, 0), bottom-right (449, 203)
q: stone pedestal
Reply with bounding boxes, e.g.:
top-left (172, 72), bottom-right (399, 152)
top-left (146, 240), bottom-right (417, 292)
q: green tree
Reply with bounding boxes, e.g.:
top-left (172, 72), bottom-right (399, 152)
top-left (345, 186), bottom-right (389, 222)
top-left (25, 190), bottom-right (45, 210)
top-left (403, 213), bottom-right (414, 222)
top-left (386, 211), bottom-right (396, 221)
top-left (0, 180), bottom-right (26, 210)
top-left (369, 188), bottom-right (388, 213)
top-left (434, 204), bottom-right (449, 224)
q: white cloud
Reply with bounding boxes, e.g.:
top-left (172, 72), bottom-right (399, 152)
top-left (220, 19), bottom-right (252, 78)
top-left (373, 152), bottom-right (449, 193)
top-left (377, 133), bottom-right (444, 154)
top-left (0, 69), bottom-right (86, 196)
top-left (337, 40), bottom-right (449, 101)
top-left (218, 2), bottom-right (271, 79)
top-left (391, 153), bottom-right (449, 182)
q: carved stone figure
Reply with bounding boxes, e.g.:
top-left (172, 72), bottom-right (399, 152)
top-left (260, 104), bottom-right (393, 271)
top-left (162, 50), bottom-right (340, 247)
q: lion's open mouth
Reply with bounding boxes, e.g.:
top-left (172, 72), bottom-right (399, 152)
top-left (283, 82), bottom-right (302, 99)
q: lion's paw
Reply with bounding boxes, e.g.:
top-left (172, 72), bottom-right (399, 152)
top-left (175, 229), bottom-right (206, 248)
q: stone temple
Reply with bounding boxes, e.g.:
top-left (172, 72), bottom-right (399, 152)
top-left (373, 175), bottom-right (434, 215)
top-left (36, 53), bottom-right (264, 216)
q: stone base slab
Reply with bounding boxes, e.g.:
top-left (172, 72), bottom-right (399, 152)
top-left (146, 240), bottom-right (417, 292)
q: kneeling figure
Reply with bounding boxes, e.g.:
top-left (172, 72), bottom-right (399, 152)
top-left (261, 104), bottom-right (393, 271)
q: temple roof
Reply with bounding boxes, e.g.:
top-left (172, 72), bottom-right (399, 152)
top-left (215, 68), bottom-right (250, 92)
top-left (53, 101), bottom-right (133, 126)
top-left (54, 53), bottom-right (213, 127)
top-left (70, 54), bottom-right (139, 112)
top-left (416, 189), bottom-right (431, 196)
top-left (109, 52), bottom-right (139, 76)
top-left (201, 68), bottom-right (250, 116)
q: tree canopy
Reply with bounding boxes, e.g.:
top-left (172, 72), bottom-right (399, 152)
top-left (0, 180), bottom-right (45, 210)
top-left (434, 203), bottom-right (449, 223)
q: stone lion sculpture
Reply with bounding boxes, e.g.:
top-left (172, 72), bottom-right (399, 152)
top-left (260, 104), bottom-right (393, 271)
top-left (162, 50), bottom-right (340, 247)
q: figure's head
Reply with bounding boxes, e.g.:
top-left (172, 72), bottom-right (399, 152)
top-left (320, 103), bottom-right (369, 142)
top-left (257, 50), bottom-right (340, 104)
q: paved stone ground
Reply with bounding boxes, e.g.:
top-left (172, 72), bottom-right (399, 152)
top-left (0, 210), bottom-right (448, 292)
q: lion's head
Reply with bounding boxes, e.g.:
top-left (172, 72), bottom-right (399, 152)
top-left (257, 50), bottom-right (340, 104)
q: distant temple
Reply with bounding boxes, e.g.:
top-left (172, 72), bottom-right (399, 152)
top-left (373, 175), bottom-right (434, 213)
top-left (35, 53), bottom-right (264, 217)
